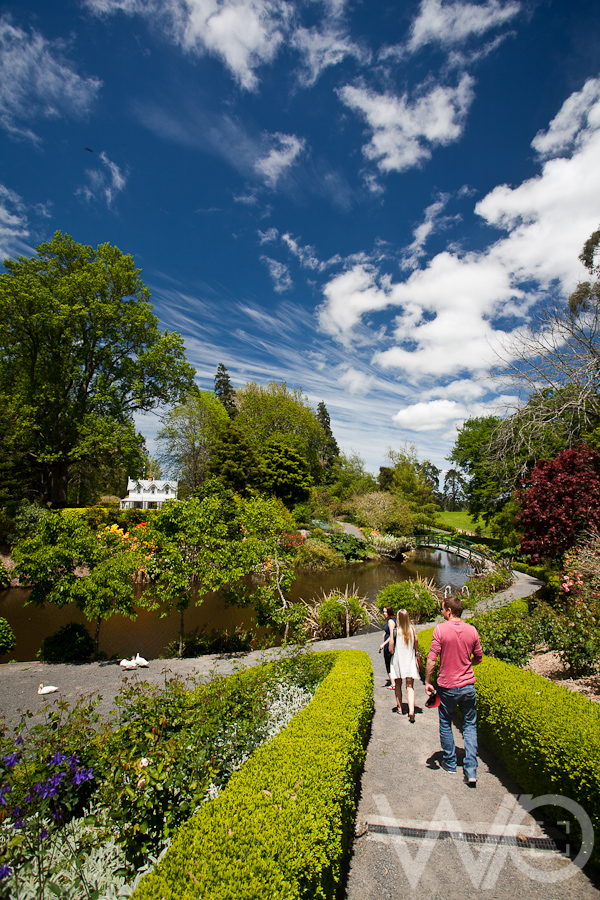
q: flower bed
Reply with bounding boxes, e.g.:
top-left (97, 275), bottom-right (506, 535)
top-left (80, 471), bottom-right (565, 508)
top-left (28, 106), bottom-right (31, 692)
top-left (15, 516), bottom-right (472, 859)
top-left (130, 648), bottom-right (373, 900)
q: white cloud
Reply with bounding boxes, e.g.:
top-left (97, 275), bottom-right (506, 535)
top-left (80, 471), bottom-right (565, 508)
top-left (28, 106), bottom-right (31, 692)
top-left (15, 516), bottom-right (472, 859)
top-left (76, 152), bottom-right (128, 207)
top-left (393, 399), bottom-right (468, 430)
top-left (337, 366), bottom-right (375, 395)
top-left (406, 0), bottom-right (520, 53)
top-left (0, 183), bottom-right (31, 261)
top-left (254, 133), bottom-right (305, 187)
top-left (531, 77), bottom-right (600, 160)
top-left (260, 255), bottom-right (292, 292)
top-left (0, 16), bottom-right (101, 141)
top-left (339, 74), bottom-right (474, 173)
top-left (86, 0), bottom-right (290, 91)
top-left (319, 79), bottom-right (600, 381)
top-left (258, 226), bottom-right (278, 243)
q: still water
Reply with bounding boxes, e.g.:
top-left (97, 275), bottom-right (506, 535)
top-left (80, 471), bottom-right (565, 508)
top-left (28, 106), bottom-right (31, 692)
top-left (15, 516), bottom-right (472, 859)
top-left (0, 549), bottom-right (470, 662)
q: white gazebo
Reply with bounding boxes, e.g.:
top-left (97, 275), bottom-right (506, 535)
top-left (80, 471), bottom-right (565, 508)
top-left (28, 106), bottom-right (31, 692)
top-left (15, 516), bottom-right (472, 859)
top-left (120, 478), bottom-right (178, 510)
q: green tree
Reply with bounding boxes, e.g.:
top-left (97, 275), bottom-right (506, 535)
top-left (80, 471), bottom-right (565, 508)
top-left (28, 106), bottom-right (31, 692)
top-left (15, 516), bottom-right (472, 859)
top-left (214, 363), bottom-right (238, 419)
top-left (235, 381), bottom-right (326, 482)
top-left (0, 232), bottom-right (194, 507)
top-left (157, 390), bottom-right (229, 494)
top-left (383, 446), bottom-right (439, 523)
top-left (352, 491), bottom-right (414, 534)
top-left (448, 416), bottom-right (506, 522)
top-left (262, 441), bottom-right (313, 506)
top-left (12, 511), bottom-right (145, 653)
top-left (208, 423), bottom-right (267, 496)
top-left (329, 452), bottom-right (377, 501)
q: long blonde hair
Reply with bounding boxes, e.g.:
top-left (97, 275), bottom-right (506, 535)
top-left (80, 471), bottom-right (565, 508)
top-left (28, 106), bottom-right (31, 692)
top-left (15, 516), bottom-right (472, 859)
top-left (396, 609), bottom-right (413, 646)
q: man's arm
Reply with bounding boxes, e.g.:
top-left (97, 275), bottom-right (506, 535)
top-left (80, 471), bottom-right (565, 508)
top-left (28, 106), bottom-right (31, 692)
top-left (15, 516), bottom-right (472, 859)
top-left (424, 655), bottom-right (437, 694)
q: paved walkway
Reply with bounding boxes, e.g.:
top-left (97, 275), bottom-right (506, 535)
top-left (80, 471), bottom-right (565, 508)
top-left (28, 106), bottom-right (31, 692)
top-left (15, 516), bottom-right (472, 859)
top-left (1, 572), bottom-right (599, 897)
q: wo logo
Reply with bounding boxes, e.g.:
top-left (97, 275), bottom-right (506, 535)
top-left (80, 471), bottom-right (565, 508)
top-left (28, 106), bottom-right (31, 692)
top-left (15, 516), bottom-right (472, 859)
top-left (372, 792), bottom-right (594, 888)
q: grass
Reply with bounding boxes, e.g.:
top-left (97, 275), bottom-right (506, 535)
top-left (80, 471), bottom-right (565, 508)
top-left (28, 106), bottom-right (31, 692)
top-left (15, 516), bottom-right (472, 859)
top-left (433, 510), bottom-right (492, 536)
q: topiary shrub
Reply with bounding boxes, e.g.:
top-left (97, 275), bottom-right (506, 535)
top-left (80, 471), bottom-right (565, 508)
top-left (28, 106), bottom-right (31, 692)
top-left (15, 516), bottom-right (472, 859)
top-left (376, 579), bottom-right (439, 623)
top-left (0, 616), bottom-right (16, 656)
top-left (37, 622), bottom-right (95, 662)
top-left (470, 602), bottom-right (535, 667)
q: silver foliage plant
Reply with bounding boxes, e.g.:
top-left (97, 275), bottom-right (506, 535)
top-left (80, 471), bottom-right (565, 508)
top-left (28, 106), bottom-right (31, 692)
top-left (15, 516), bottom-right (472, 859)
top-left (4, 678), bottom-right (314, 900)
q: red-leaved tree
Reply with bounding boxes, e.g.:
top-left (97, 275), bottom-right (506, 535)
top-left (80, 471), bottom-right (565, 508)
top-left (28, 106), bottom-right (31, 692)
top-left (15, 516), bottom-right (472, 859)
top-left (517, 445), bottom-right (600, 562)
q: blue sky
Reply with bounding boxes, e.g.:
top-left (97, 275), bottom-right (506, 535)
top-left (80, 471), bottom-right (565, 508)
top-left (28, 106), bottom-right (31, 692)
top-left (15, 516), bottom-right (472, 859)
top-left (2, 0), bottom-right (600, 476)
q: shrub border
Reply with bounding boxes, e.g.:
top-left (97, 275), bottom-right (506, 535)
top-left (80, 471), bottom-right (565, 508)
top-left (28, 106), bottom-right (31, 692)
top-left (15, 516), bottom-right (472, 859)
top-left (131, 648), bottom-right (373, 900)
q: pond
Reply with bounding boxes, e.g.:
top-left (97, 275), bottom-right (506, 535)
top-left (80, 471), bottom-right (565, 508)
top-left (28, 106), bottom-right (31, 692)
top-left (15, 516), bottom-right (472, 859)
top-left (0, 549), bottom-right (471, 663)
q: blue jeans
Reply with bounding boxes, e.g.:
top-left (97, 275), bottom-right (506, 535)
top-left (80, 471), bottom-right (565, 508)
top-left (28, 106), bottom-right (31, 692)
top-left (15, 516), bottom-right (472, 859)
top-left (437, 685), bottom-right (477, 778)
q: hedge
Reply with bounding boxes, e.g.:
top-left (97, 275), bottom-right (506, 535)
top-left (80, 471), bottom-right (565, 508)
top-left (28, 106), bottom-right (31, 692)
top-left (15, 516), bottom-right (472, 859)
top-left (130, 648), bottom-right (373, 900)
top-left (419, 623), bottom-right (600, 868)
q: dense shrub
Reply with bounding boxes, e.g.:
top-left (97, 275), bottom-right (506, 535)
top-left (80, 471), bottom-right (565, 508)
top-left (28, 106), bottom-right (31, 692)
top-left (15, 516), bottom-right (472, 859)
top-left (294, 538), bottom-right (344, 570)
top-left (376, 580), bottom-right (439, 623)
top-left (0, 616), bottom-right (16, 656)
top-left (322, 532), bottom-right (370, 562)
top-left (130, 649), bottom-right (373, 900)
top-left (469, 601), bottom-right (534, 666)
top-left (464, 565), bottom-right (513, 604)
top-left (36, 622), bottom-right (95, 662)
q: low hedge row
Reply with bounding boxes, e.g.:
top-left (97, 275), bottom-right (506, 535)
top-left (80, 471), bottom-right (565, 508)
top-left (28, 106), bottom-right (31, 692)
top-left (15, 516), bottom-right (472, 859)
top-left (418, 622), bottom-right (600, 868)
top-left (131, 648), bottom-right (374, 900)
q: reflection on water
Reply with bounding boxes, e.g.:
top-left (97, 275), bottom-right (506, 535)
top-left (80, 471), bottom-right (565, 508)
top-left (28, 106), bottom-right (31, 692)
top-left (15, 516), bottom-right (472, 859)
top-left (0, 549), bottom-right (470, 662)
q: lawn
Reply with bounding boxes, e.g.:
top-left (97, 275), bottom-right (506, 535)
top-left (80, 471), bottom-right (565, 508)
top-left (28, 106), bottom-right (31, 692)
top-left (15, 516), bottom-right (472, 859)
top-left (433, 510), bottom-right (492, 536)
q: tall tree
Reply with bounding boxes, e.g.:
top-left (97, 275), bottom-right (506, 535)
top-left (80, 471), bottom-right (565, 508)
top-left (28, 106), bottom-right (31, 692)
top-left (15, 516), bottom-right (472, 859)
top-left (443, 468), bottom-right (466, 511)
top-left (315, 401), bottom-right (340, 472)
top-left (214, 363), bottom-right (238, 419)
top-left (157, 390), bottom-right (228, 493)
top-left (383, 445), bottom-right (439, 523)
top-left (0, 232), bottom-right (195, 506)
top-left (448, 416), bottom-right (507, 522)
top-left (208, 424), bottom-right (266, 496)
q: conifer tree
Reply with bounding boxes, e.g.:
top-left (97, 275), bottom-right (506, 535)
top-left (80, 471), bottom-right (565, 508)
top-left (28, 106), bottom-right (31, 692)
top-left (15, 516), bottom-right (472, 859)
top-left (214, 363), bottom-right (238, 419)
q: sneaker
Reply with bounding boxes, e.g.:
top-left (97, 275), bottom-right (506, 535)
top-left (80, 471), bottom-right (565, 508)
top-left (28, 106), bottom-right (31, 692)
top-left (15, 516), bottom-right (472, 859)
top-left (440, 761), bottom-right (456, 773)
top-left (464, 774), bottom-right (477, 786)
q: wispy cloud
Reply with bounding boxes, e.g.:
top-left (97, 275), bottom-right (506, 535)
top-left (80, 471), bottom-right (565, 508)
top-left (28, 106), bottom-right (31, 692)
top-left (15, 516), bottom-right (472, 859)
top-left (254, 133), bottom-right (305, 188)
top-left (405, 0), bottom-right (521, 53)
top-left (260, 255), bottom-right (293, 292)
top-left (293, 24), bottom-right (367, 87)
top-left (0, 183), bottom-right (31, 261)
top-left (531, 77), bottom-right (600, 160)
top-left (0, 16), bottom-right (101, 141)
top-left (339, 74), bottom-right (475, 174)
top-left (401, 193), bottom-right (460, 270)
top-left (76, 151), bottom-right (128, 207)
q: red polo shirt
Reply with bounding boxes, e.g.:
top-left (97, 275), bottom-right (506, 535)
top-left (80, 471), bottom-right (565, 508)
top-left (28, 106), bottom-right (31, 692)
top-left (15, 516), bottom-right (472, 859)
top-left (428, 618), bottom-right (483, 688)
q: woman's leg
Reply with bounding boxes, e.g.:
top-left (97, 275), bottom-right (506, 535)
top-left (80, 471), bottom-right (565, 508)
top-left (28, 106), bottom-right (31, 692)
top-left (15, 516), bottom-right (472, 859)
top-left (394, 678), bottom-right (403, 712)
top-left (406, 677), bottom-right (415, 720)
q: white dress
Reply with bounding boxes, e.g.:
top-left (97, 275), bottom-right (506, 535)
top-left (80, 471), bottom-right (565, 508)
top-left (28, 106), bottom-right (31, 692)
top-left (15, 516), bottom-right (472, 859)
top-left (390, 627), bottom-right (420, 681)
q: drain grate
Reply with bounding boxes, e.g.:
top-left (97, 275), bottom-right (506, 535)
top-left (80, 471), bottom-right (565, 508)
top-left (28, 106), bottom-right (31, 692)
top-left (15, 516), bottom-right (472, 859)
top-left (367, 823), bottom-right (568, 853)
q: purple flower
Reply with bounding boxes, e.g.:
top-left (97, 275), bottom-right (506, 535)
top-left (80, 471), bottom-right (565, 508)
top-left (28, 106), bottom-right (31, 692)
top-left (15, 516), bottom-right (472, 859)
top-left (34, 781), bottom-right (58, 800)
top-left (0, 783), bottom-right (12, 806)
top-left (11, 807), bottom-right (24, 830)
top-left (0, 864), bottom-right (12, 880)
top-left (13, 736), bottom-right (24, 747)
top-left (71, 767), bottom-right (94, 787)
top-left (67, 754), bottom-right (79, 771)
top-left (2, 753), bottom-right (20, 769)
top-left (48, 751), bottom-right (67, 767)
top-left (39, 828), bottom-right (48, 842)
top-left (49, 772), bottom-right (65, 790)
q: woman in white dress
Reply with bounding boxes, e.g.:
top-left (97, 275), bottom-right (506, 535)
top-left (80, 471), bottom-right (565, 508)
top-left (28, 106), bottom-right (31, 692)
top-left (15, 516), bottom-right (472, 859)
top-left (389, 608), bottom-right (420, 723)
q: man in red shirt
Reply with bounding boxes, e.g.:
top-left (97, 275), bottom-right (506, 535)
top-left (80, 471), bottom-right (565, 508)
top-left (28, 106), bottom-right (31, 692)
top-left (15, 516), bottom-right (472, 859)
top-left (425, 596), bottom-right (483, 786)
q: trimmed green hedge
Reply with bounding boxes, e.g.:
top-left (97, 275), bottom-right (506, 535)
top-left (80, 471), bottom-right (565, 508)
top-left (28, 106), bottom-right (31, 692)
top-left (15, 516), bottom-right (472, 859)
top-left (419, 622), bottom-right (600, 868)
top-left (131, 649), bottom-right (373, 900)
